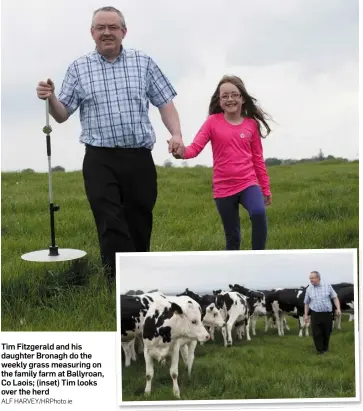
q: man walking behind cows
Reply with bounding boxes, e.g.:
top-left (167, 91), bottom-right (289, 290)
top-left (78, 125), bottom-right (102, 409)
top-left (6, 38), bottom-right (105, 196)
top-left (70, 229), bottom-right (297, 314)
top-left (304, 271), bottom-right (341, 355)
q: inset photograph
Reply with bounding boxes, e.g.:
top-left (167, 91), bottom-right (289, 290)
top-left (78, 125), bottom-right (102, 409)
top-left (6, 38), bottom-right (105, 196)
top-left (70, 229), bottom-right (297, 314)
top-left (116, 249), bottom-right (358, 406)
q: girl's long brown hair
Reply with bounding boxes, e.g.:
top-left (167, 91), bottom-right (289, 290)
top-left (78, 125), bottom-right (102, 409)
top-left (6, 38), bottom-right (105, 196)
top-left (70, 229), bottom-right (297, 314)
top-left (208, 75), bottom-right (272, 138)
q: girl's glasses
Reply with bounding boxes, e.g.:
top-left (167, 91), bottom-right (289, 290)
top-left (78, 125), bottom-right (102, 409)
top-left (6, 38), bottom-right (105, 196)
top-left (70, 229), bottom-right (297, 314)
top-left (220, 93), bottom-right (241, 101)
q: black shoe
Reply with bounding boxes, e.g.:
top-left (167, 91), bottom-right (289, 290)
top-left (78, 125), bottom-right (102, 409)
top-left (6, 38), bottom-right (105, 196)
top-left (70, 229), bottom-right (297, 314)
top-left (316, 351), bottom-right (324, 355)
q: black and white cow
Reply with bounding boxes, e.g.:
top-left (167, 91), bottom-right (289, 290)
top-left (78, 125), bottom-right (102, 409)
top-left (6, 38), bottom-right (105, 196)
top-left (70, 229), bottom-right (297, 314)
top-left (121, 291), bottom-right (166, 366)
top-left (264, 287), bottom-right (310, 337)
top-left (331, 282), bottom-right (353, 288)
top-left (228, 284), bottom-right (278, 336)
top-left (331, 284), bottom-right (354, 329)
top-left (176, 288), bottom-right (215, 314)
top-left (200, 303), bottom-right (225, 341)
top-left (212, 289), bottom-right (245, 340)
top-left (121, 334), bottom-right (144, 367)
top-left (214, 290), bottom-right (266, 346)
top-left (228, 284), bottom-right (292, 335)
top-left (177, 288), bottom-right (221, 341)
top-left (262, 289), bottom-right (291, 333)
top-left (142, 295), bottom-right (210, 398)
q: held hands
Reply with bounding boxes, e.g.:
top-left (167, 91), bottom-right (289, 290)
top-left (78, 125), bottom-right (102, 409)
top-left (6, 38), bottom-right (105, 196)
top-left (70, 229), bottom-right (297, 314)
top-left (36, 79), bottom-right (55, 100)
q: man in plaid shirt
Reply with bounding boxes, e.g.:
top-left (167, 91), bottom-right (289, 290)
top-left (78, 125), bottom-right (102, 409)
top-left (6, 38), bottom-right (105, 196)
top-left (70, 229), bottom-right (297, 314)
top-left (304, 271), bottom-right (341, 355)
top-left (36, 7), bottom-right (184, 279)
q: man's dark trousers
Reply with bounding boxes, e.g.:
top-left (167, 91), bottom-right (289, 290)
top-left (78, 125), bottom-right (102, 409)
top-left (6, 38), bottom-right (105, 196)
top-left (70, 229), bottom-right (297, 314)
top-left (82, 144), bottom-right (157, 278)
top-left (310, 310), bottom-right (333, 353)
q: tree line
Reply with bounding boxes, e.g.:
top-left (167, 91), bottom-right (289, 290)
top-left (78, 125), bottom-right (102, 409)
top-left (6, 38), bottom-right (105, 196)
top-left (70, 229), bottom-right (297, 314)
top-left (19, 150), bottom-right (357, 173)
top-left (163, 149), bottom-right (357, 168)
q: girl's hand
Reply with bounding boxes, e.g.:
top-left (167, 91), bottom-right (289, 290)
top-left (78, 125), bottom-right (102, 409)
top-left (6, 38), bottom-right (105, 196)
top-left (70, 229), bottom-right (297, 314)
top-left (172, 146), bottom-right (185, 159)
top-left (264, 194), bottom-right (272, 206)
top-left (167, 140), bottom-right (185, 159)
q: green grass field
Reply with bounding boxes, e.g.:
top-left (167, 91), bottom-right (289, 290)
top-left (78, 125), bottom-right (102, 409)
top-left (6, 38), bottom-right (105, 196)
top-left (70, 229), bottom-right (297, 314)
top-left (121, 315), bottom-right (356, 401)
top-left (1, 161), bottom-right (358, 331)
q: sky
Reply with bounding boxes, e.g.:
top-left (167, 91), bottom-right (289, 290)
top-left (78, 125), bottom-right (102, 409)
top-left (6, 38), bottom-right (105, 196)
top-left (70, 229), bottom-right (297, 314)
top-left (118, 250), bottom-right (356, 295)
top-left (1, 0), bottom-right (359, 172)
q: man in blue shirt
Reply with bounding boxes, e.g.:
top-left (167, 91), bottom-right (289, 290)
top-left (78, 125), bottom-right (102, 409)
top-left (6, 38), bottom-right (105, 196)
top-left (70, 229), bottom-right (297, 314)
top-left (304, 271), bottom-right (341, 355)
top-left (36, 7), bottom-right (184, 279)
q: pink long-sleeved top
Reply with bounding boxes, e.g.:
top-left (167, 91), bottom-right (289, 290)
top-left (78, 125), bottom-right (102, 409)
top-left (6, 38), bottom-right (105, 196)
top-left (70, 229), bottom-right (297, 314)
top-left (183, 113), bottom-right (271, 199)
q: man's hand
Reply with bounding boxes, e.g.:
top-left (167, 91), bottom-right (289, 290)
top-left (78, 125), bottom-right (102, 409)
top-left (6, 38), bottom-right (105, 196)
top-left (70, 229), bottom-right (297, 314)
top-left (335, 309), bottom-right (341, 316)
top-left (168, 135), bottom-right (183, 154)
top-left (167, 137), bottom-right (185, 159)
top-left (37, 79), bottom-right (55, 100)
top-left (36, 79), bottom-right (69, 124)
top-left (304, 314), bottom-right (309, 324)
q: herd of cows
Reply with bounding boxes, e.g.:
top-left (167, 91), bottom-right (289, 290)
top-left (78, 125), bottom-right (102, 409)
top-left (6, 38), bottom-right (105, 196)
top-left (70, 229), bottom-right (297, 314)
top-left (120, 281), bottom-right (355, 398)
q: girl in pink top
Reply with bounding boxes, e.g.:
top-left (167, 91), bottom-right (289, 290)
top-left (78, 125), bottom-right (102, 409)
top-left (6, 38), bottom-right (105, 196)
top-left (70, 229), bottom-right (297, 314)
top-left (173, 75), bottom-right (272, 250)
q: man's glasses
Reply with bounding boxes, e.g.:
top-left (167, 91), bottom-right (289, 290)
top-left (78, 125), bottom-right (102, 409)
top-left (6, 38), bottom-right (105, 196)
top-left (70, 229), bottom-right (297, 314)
top-left (93, 25), bottom-right (123, 32)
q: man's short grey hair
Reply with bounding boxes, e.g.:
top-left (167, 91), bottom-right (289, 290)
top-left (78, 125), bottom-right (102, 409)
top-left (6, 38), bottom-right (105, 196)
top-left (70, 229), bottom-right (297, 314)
top-left (310, 271), bottom-right (321, 279)
top-left (92, 6), bottom-right (126, 28)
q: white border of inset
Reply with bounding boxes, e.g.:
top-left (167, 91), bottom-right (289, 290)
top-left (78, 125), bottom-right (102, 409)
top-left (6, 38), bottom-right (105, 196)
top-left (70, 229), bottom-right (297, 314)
top-left (115, 248), bottom-right (360, 408)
